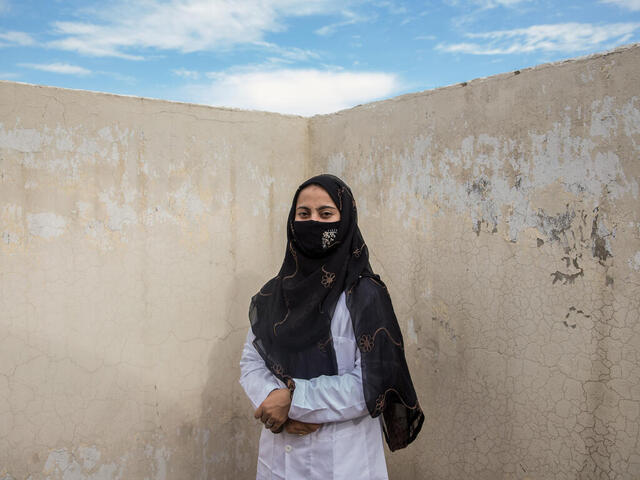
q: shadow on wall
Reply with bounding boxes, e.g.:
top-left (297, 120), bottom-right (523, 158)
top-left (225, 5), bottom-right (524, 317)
top-left (198, 272), bottom-right (264, 479)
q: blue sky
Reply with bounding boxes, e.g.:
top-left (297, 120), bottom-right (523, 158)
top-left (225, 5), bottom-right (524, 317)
top-left (1, 0), bottom-right (639, 115)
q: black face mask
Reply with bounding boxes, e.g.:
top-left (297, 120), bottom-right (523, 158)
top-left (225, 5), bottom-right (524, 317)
top-left (293, 220), bottom-right (340, 257)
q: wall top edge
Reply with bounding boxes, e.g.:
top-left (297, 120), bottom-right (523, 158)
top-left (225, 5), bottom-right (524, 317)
top-left (0, 79), bottom-right (307, 121)
top-left (2, 42), bottom-right (638, 121)
top-left (309, 41), bottom-right (640, 120)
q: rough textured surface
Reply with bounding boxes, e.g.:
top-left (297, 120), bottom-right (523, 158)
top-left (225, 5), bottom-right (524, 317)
top-left (310, 45), bottom-right (640, 479)
top-left (0, 83), bottom-right (310, 479)
top-left (1, 44), bottom-right (640, 480)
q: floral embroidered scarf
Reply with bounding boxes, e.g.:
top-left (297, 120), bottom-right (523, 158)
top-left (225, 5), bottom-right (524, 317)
top-left (249, 174), bottom-right (424, 451)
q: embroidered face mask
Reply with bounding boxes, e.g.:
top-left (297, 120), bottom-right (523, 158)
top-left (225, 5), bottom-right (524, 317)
top-left (293, 220), bottom-right (340, 257)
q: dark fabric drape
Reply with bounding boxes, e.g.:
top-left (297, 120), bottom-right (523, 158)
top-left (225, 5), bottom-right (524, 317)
top-left (346, 274), bottom-right (424, 450)
top-left (249, 174), bottom-right (424, 451)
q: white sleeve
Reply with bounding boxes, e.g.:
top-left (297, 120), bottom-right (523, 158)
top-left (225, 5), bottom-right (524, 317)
top-left (239, 329), bottom-right (285, 409)
top-left (287, 346), bottom-right (368, 424)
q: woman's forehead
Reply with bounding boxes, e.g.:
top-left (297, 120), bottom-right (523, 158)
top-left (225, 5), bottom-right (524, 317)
top-left (296, 184), bottom-right (336, 207)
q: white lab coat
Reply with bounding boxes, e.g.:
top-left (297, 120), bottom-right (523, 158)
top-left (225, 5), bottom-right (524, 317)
top-left (239, 292), bottom-right (389, 480)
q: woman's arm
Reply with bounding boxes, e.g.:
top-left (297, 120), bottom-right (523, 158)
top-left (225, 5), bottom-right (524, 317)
top-left (240, 325), bottom-right (369, 425)
top-left (287, 346), bottom-right (368, 424)
top-left (239, 329), bottom-right (285, 409)
top-left (287, 293), bottom-right (369, 424)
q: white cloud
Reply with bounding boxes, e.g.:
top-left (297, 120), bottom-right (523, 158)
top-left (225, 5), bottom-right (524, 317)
top-left (48, 0), bottom-right (354, 58)
top-left (254, 41), bottom-right (320, 62)
top-left (186, 68), bottom-right (399, 116)
top-left (20, 62), bottom-right (91, 76)
top-left (448, 0), bottom-right (534, 29)
top-left (0, 30), bottom-right (35, 47)
top-left (173, 68), bottom-right (200, 80)
top-left (446, 0), bottom-right (531, 7)
top-left (313, 0), bottom-right (406, 36)
top-left (315, 11), bottom-right (369, 36)
top-left (98, 70), bottom-right (137, 84)
top-left (437, 22), bottom-right (640, 54)
top-left (372, 1), bottom-right (407, 14)
top-left (601, 0), bottom-right (640, 10)
top-left (479, 0), bottom-right (530, 6)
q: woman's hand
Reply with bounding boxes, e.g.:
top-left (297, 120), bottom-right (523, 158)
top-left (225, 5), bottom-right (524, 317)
top-left (284, 419), bottom-right (322, 435)
top-left (254, 388), bottom-right (291, 432)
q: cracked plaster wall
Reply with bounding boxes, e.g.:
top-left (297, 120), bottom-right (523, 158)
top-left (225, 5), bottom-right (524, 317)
top-left (2, 43), bottom-right (640, 480)
top-left (0, 82), bottom-right (310, 479)
top-left (309, 44), bottom-right (640, 479)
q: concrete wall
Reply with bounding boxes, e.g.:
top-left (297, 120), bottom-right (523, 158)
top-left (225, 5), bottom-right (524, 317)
top-left (310, 44), bottom-right (640, 479)
top-left (1, 43), bottom-right (639, 480)
top-left (0, 82), bottom-right (310, 479)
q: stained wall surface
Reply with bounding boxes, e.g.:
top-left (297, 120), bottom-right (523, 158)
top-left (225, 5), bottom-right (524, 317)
top-left (0, 82), bottom-right (310, 479)
top-left (310, 45), bottom-right (640, 479)
top-left (1, 44), bottom-right (640, 480)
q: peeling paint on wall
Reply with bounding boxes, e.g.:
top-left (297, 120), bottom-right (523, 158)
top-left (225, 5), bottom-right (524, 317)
top-left (370, 112), bottom-right (638, 243)
top-left (26, 212), bottom-right (67, 239)
top-left (310, 45), bottom-right (640, 480)
top-left (43, 446), bottom-right (126, 480)
top-left (99, 189), bottom-right (138, 232)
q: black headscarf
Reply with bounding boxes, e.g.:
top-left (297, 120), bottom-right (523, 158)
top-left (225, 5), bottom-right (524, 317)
top-left (250, 174), bottom-right (424, 451)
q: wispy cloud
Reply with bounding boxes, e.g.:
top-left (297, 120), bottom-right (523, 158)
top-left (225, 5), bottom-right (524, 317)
top-left (99, 70), bottom-right (137, 84)
top-left (601, 0), bottom-right (640, 10)
top-left (0, 31), bottom-right (35, 47)
top-left (372, 1), bottom-right (407, 15)
top-left (20, 62), bottom-right (91, 76)
top-left (173, 68), bottom-right (200, 80)
top-left (185, 68), bottom-right (399, 116)
top-left (475, 0), bottom-right (531, 7)
top-left (446, 0), bottom-right (532, 7)
top-left (255, 41), bottom-right (320, 63)
top-left (448, 0), bottom-right (535, 29)
top-left (0, 0), bottom-right (9, 15)
top-left (315, 10), bottom-right (371, 36)
top-left (437, 22), bottom-right (640, 54)
top-left (48, 0), bottom-right (354, 59)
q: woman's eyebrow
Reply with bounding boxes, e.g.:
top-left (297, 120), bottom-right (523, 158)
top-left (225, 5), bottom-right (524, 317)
top-left (296, 205), bottom-right (336, 211)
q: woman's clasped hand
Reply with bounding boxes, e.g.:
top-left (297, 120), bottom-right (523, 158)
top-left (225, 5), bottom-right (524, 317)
top-left (254, 387), bottom-right (321, 434)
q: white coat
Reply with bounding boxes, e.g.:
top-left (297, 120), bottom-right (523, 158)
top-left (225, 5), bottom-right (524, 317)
top-left (239, 292), bottom-right (389, 480)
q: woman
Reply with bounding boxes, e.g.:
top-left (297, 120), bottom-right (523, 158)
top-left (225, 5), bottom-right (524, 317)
top-left (240, 174), bottom-right (424, 479)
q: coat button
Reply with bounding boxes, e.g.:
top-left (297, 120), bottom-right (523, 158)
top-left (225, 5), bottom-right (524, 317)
top-left (285, 445), bottom-right (292, 453)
